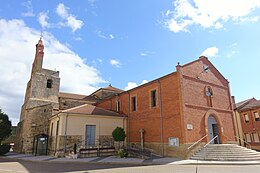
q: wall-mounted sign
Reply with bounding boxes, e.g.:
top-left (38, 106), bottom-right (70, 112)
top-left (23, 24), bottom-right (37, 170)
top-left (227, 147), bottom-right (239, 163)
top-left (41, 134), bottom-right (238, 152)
top-left (169, 137), bottom-right (179, 147)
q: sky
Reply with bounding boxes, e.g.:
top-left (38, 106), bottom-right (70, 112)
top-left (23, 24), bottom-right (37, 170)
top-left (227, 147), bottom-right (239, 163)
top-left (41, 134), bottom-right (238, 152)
top-left (0, 0), bottom-right (260, 125)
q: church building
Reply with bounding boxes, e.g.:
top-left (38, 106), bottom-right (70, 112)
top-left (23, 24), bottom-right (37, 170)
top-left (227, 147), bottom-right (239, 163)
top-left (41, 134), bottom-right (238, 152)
top-left (15, 38), bottom-right (237, 159)
top-left (97, 56), bottom-right (237, 158)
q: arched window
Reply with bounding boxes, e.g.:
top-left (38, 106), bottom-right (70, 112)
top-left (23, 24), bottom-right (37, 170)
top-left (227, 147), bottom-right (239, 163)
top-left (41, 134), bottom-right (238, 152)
top-left (47, 79), bottom-right (53, 88)
top-left (205, 86), bottom-right (213, 107)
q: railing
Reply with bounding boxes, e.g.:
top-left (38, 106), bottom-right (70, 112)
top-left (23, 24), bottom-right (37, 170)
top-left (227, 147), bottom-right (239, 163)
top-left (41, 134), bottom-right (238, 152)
top-left (203, 135), bottom-right (218, 148)
top-left (125, 144), bottom-right (154, 159)
top-left (199, 135), bottom-right (219, 160)
top-left (234, 136), bottom-right (251, 149)
top-left (221, 134), bottom-right (252, 149)
top-left (188, 135), bottom-right (208, 150)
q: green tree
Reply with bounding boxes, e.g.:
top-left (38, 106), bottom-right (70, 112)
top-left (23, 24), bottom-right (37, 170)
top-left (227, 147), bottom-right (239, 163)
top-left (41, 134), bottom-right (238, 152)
top-left (0, 109), bottom-right (12, 155)
top-left (112, 127), bottom-right (126, 149)
top-left (0, 109), bottom-right (12, 144)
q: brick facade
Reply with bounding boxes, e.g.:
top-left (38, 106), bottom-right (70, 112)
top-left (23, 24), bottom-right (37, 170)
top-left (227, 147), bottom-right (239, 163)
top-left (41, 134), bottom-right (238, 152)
top-left (97, 56), bottom-right (236, 158)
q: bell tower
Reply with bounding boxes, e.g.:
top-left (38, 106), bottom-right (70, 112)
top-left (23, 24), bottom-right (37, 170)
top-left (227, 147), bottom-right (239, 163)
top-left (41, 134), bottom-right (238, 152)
top-left (15, 38), bottom-right (61, 154)
top-left (31, 38), bottom-right (44, 75)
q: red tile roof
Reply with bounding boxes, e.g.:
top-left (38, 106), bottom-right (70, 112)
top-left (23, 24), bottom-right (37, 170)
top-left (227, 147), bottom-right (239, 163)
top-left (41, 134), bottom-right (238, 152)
top-left (59, 92), bottom-right (98, 102)
top-left (61, 104), bottom-right (124, 117)
top-left (235, 98), bottom-right (256, 109)
top-left (90, 84), bottom-right (124, 96)
top-left (239, 100), bottom-right (260, 111)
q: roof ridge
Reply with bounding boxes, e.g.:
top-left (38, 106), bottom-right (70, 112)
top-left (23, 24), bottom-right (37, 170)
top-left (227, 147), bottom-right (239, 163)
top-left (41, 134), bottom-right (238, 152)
top-left (62, 103), bottom-right (91, 113)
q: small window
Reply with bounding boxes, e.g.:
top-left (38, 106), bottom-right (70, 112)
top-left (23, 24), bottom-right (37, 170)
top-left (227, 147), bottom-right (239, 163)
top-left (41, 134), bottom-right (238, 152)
top-left (151, 90), bottom-right (157, 107)
top-left (56, 120), bottom-right (59, 136)
top-left (253, 132), bottom-right (260, 143)
top-left (47, 79), bottom-right (53, 88)
top-left (244, 114), bottom-right (249, 123)
top-left (245, 133), bottom-right (251, 142)
top-left (116, 100), bottom-right (120, 112)
top-left (205, 86), bottom-right (213, 107)
top-left (131, 96), bottom-right (136, 112)
top-left (50, 122), bottom-right (54, 136)
top-left (254, 112), bottom-right (260, 121)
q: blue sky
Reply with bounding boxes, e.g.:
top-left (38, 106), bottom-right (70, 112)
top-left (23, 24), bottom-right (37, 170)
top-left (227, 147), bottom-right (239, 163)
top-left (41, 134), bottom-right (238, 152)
top-left (0, 0), bottom-right (260, 125)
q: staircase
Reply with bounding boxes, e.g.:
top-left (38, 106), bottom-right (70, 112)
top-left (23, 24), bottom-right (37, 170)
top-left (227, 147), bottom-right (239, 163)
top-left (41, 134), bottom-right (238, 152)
top-left (191, 144), bottom-right (260, 161)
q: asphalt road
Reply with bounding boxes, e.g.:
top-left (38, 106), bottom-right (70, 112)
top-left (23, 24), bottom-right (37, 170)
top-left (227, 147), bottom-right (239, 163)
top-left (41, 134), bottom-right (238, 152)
top-left (1, 157), bottom-right (260, 173)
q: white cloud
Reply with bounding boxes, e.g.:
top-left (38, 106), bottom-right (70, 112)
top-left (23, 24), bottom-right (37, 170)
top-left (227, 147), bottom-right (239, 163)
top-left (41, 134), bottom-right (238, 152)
top-left (56, 3), bottom-right (84, 32)
top-left (201, 47), bottom-right (219, 57)
top-left (97, 30), bottom-right (115, 40)
top-left (164, 0), bottom-right (260, 32)
top-left (56, 3), bottom-right (69, 18)
top-left (22, 1), bottom-right (35, 17)
top-left (38, 12), bottom-right (50, 28)
top-left (124, 80), bottom-right (148, 91)
top-left (140, 51), bottom-right (155, 57)
top-left (0, 19), bottom-right (105, 125)
top-left (109, 34), bottom-right (115, 39)
top-left (110, 59), bottom-right (121, 67)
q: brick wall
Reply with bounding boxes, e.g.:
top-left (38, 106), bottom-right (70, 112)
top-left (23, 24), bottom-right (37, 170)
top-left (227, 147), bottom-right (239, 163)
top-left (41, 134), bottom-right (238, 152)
top-left (96, 57), bottom-right (237, 157)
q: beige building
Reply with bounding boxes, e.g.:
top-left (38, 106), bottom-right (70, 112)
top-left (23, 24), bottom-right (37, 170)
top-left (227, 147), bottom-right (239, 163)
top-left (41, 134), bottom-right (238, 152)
top-left (49, 104), bottom-right (126, 156)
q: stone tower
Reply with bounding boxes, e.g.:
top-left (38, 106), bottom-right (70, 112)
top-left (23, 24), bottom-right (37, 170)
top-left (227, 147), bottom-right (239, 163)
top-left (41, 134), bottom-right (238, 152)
top-left (15, 38), bottom-right (60, 154)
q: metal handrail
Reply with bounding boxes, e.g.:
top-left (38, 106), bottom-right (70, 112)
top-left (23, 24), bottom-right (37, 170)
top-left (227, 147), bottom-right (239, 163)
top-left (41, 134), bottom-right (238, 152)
top-left (221, 133), bottom-right (252, 149)
top-left (234, 136), bottom-right (251, 149)
top-left (204, 135), bottom-right (218, 148)
top-left (188, 134), bottom-right (208, 150)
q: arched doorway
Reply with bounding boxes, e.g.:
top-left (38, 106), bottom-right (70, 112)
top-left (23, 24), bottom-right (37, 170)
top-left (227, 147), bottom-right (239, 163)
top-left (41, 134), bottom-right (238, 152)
top-left (32, 134), bottom-right (48, 156)
top-left (208, 115), bottom-right (220, 144)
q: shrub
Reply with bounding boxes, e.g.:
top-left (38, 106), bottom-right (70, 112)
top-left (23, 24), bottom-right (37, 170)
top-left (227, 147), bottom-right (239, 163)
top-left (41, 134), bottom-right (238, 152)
top-left (0, 144), bottom-right (11, 155)
top-left (117, 149), bottom-right (128, 158)
top-left (112, 127), bottom-right (126, 149)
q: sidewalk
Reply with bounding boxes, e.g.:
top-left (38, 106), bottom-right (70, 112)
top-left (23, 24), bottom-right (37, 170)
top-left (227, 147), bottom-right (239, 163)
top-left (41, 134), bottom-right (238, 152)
top-left (1, 152), bottom-right (260, 165)
top-left (1, 152), bottom-right (180, 165)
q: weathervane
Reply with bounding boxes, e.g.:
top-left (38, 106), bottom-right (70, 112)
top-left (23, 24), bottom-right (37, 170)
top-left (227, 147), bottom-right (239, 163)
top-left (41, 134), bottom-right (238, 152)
top-left (40, 31), bottom-right (43, 40)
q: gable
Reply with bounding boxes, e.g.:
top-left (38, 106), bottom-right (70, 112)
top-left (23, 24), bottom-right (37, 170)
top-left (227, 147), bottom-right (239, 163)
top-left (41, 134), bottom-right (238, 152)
top-left (181, 56), bottom-right (229, 87)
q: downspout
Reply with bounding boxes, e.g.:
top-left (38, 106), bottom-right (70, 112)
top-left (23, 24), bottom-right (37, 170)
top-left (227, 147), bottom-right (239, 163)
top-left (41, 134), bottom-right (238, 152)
top-left (55, 114), bottom-right (60, 154)
top-left (227, 82), bottom-right (237, 144)
top-left (176, 63), bottom-right (185, 144)
top-left (157, 79), bottom-right (164, 156)
top-left (64, 113), bottom-right (68, 154)
top-left (127, 91), bottom-right (130, 145)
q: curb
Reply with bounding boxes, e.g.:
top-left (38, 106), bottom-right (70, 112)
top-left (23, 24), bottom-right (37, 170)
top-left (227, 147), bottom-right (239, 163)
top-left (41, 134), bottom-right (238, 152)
top-left (2, 154), bottom-right (260, 166)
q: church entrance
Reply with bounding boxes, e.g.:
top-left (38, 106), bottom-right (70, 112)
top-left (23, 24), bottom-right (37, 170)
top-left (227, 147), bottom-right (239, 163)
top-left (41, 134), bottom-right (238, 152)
top-left (208, 115), bottom-right (220, 144)
top-left (33, 134), bottom-right (48, 156)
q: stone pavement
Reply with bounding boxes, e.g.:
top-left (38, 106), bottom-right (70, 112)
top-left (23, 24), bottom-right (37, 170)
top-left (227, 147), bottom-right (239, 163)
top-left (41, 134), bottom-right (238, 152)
top-left (1, 152), bottom-right (260, 165)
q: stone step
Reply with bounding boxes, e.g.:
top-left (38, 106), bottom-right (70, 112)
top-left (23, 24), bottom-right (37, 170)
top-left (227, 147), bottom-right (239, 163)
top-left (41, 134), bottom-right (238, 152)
top-left (190, 144), bottom-right (260, 161)
top-left (194, 153), bottom-right (260, 157)
top-left (192, 155), bottom-right (260, 159)
top-left (201, 150), bottom-right (256, 153)
top-left (195, 151), bottom-right (259, 154)
top-left (191, 157), bottom-right (260, 161)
